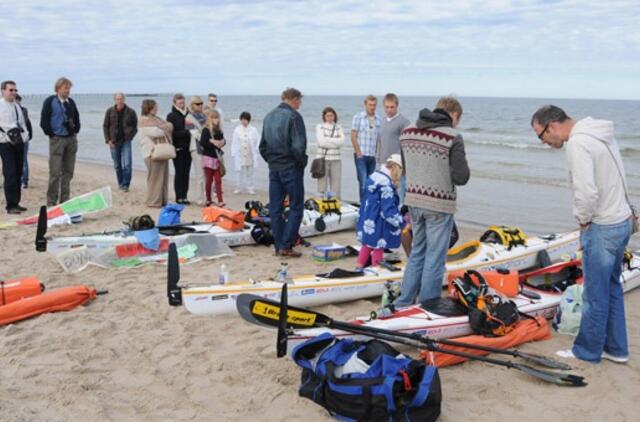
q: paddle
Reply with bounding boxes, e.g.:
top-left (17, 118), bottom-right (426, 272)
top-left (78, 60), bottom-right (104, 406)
top-left (236, 290), bottom-right (586, 387)
top-left (276, 283), bottom-right (289, 358)
top-left (167, 243), bottom-right (182, 306)
top-left (35, 206), bottom-right (48, 252)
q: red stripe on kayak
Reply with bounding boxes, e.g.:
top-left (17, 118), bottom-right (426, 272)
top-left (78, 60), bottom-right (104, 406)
top-left (115, 239), bottom-right (170, 258)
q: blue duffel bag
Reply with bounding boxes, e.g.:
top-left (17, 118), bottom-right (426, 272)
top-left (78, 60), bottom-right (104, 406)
top-left (292, 332), bottom-right (441, 422)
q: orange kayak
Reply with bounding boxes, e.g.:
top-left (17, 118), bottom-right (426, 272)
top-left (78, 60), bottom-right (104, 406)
top-left (0, 285), bottom-right (98, 325)
top-left (0, 277), bottom-right (44, 306)
top-left (420, 316), bottom-right (551, 368)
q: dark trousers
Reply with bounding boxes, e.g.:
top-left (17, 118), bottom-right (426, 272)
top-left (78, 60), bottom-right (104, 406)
top-left (0, 142), bottom-right (24, 210)
top-left (172, 148), bottom-right (192, 201)
top-left (268, 167), bottom-right (305, 251)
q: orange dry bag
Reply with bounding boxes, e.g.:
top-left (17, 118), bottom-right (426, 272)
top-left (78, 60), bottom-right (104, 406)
top-left (0, 277), bottom-right (44, 306)
top-left (202, 206), bottom-right (245, 231)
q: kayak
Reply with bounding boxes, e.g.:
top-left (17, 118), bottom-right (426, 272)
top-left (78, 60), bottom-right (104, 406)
top-left (1, 277), bottom-right (45, 305)
top-left (44, 203), bottom-right (360, 255)
top-left (0, 186), bottom-right (112, 230)
top-left (170, 230), bottom-right (580, 316)
top-left (282, 253), bottom-right (640, 353)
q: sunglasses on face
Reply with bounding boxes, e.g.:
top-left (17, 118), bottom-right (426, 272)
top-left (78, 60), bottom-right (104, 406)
top-left (194, 102), bottom-right (203, 105)
top-left (209, 99), bottom-right (217, 103)
top-left (537, 123), bottom-right (550, 141)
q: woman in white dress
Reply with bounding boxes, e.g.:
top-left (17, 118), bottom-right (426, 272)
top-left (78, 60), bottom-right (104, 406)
top-left (231, 111), bottom-right (260, 194)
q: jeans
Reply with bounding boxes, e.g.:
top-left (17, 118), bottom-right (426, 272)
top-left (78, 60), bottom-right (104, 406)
top-left (268, 167), bottom-right (305, 251)
top-left (399, 175), bottom-right (406, 207)
top-left (109, 140), bottom-right (132, 188)
top-left (47, 135), bottom-right (77, 205)
top-left (354, 154), bottom-right (376, 203)
top-left (0, 142), bottom-right (24, 210)
top-left (21, 142), bottom-right (29, 187)
top-left (394, 207), bottom-right (454, 307)
top-left (572, 219), bottom-right (632, 362)
top-left (173, 148), bottom-right (192, 201)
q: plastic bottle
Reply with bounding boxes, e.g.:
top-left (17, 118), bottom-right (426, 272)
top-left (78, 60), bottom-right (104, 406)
top-left (277, 262), bottom-right (289, 283)
top-left (219, 264), bottom-right (229, 285)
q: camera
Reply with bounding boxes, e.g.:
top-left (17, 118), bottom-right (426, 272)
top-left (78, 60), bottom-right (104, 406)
top-left (63, 117), bottom-right (76, 134)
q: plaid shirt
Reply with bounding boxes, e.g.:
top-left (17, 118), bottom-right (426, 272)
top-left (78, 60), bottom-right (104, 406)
top-left (352, 111), bottom-right (381, 157)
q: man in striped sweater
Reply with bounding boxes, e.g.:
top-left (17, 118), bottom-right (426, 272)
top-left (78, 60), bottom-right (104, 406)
top-left (392, 96), bottom-right (470, 308)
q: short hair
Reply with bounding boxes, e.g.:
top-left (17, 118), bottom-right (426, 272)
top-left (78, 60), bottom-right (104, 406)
top-left (435, 96), bottom-right (463, 116)
top-left (113, 92), bottom-right (125, 100)
top-left (208, 93), bottom-right (217, 99)
top-left (383, 93), bottom-right (399, 105)
top-left (15, 94), bottom-right (22, 102)
top-left (172, 93), bottom-right (185, 103)
top-left (530, 105), bottom-right (570, 127)
top-left (239, 111), bottom-right (251, 122)
top-left (281, 87), bottom-right (302, 101)
top-left (141, 99), bottom-right (157, 116)
top-left (364, 95), bottom-right (377, 104)
top-left (54, 77), bottom-right (72, 92)
top-left (1, 80), bottom-right (16, 90)
top-left (322, 106), bottom-right (338, 123)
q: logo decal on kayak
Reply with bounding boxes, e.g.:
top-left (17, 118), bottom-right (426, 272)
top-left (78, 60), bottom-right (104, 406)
top-left (251, 302), bottom-right (316, 326)
top-left (301, 288), bottom-right (315, 296)
top-left (211, 294), bottom-right (229, 301)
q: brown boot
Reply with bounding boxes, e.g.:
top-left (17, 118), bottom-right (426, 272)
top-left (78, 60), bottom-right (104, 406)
top-left (279, 249), bottom-right (302, 258)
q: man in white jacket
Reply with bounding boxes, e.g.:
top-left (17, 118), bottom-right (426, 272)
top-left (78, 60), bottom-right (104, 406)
top-left (531, 105), bottom-right (634, 364)
top-left (0, 80), bottom-right (28, 214)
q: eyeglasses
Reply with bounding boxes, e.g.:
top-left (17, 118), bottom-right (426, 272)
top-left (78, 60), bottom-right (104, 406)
top-left (7, 88), bottom-right (17, 92)
top-left (537, 123), bottom-right (550, 141)
top-left (209, 99), bottom-right (217, 103)
top-left (194, 102), bottom-right (203, 105)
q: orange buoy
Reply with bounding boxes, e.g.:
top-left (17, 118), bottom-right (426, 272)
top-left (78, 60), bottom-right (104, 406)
top-left (420, 316), bottom-right (551, 368)
top-left (0, 277), bottom-right (44, 306)
top-left (0, 285), bottom-right (98, 326)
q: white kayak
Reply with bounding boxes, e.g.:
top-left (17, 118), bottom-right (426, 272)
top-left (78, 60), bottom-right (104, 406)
top-left (172, 230), bottom-right (580, 316)
top-left (282, 253), bottom-right (640, 353)
top-left (44, 204), bottom-right (360, 256)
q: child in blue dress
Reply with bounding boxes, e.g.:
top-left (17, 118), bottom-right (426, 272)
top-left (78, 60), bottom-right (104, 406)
top-left (356, 154), bottom-right (405, 267)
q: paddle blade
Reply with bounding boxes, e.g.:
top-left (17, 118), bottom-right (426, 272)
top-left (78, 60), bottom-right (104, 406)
top-left (513, 363), bottom-right (586, 387)
top-left (276, 284), bottom-right (288, 358)
top-left (235, 293), bottom-right (329, 329)
top-left (167, 243), bottom-right (182, 306)
top-left (35, 206), bottom-right (48, 252)
top-left (516, 351), bottom-right (572, 370)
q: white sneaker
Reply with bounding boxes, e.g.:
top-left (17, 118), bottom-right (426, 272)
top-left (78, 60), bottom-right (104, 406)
top-left (556, 349), bottom-right (576, 359)
top-left (233, 189), bottom-right (241, 194)
top-left (601, 351), bottom-right (629, 363)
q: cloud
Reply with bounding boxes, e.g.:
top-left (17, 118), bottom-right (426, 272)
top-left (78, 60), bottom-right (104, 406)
top-left (0, 0), bottom-right (638, 98)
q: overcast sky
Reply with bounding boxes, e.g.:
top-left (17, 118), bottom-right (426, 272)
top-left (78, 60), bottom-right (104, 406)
top-left (2, 0), bottom-right (639, 99)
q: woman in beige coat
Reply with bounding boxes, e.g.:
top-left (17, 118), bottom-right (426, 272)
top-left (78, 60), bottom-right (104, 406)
top-left (138, 99), bottom-right (173, 207)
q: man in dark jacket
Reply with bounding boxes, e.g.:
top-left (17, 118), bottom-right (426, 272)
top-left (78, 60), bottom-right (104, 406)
top-left (259, 87), bottom-right (308, 257)
top-left (40, 77), bottom-right (81, 206)
top-left (166, 93), bottom-right (192, 204)
top-left (103, 92), bottom-right (137, 192)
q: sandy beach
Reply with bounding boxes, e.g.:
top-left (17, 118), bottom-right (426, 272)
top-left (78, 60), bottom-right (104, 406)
top-left (0, 154), bottom-right (638, 422)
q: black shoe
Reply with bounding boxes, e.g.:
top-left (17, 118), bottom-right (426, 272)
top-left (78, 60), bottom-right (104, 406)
top-left (16, 205), bottom-right (27, 212)
top-left (7, 207), bottom-right (22, 215)
top-left (22, 183), bottom-right (28, 189)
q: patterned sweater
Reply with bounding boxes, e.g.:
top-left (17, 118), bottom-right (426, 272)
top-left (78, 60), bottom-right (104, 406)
top-left (400, 109), bottom-right (470, 214)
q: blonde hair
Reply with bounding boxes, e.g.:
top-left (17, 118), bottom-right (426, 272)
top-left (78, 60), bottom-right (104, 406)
top-left (54, 77), bottom-right (72, 92)
top-left (205, 109), bottom-right (221, 133)
top-left (364, 94), bottom-right (377, 104)
top-left (435, 96), bottom-right (463, 116)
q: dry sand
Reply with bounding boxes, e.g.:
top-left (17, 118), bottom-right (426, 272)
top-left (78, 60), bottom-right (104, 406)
top-left (0, 155), bottom-right (638, 421)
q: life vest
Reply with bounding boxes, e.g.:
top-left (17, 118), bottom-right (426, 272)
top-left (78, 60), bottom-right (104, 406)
top-left (202, 206), bottom-right (245, 231)
top-left (450, 270), bottom-right (520, 336)
top-left (447, 268), bottom-right (520, 297)
top-left (304, 197), bottom-right (342, 216)
top-left (480, 225), bottom-right (527, 250)
top-left (293, 332), bottom-right (442, 422)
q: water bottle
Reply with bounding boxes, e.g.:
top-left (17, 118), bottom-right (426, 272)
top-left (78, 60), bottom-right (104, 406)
top-left (219, 264), bottom-right (229, 285)
top-left (277, 262), bottom-right (289, 283)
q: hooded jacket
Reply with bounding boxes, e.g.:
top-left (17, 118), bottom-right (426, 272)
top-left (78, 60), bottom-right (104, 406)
top-left (399, 108), bottom-right (470, 213)
top-left (566, 117), bottom-right (631, 225)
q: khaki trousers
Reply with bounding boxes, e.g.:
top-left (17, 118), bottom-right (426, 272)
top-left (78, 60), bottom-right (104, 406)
top-left (144, 157), bottom-right (169, 207)
top-left (47, 135), bottom-right (78, 205)
top-left (317, 159), bottom-right (342, 198)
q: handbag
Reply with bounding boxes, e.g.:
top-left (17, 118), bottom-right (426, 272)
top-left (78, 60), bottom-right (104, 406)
top-left (310, 156), bottom-right (325, 179)
top-left (218, 155), bottom-right (226, 178)
top-left (151, 136), bottom-right (176, 161)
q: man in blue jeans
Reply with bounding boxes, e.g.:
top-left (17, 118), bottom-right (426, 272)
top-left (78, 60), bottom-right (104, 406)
top-left (532, 105), bottom-right (634, 364)
top-left (103, 92), bottom-right (137, 192)
top-left (351, 95), bottom-right (381, 203)
top-left (390, 97), bottom-right (470, 311)
top-left (259, 88), bottom-right (308, 258)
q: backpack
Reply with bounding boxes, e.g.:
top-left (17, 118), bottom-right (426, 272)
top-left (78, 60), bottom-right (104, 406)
top-left (451, 270), bottom-right (520, 337)
top-left (293, 333), bottom-right (441, 422)
top-left (552, 284), bottom-right (584, 336)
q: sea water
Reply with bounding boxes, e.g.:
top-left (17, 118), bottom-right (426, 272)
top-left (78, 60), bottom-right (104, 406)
top-left (18, 94), bottom-right (640, 248)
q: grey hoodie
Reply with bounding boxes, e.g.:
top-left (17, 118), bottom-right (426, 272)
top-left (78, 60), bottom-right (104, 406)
top-left (566, 117), bottom-right (631, 225)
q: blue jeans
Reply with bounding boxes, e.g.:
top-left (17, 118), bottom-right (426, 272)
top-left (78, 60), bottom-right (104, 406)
top-left (21, 142), bottom-right (29, 187)
top-left (354, 154), bottom-right (376, 203)
top-left (572, 218), bottom-right (632, 362)
top-left (268, 167), bottom-right (305, 251)
top-left (110, 140), bottom-right (132, 188)
top-left (399, 175), bottom-right (406, 207)
top-left (394, 207), bottom-right (454, 307)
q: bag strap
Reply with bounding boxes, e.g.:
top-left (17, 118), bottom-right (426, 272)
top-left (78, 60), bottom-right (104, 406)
top-left (585, 134), bottom-right (634, 211)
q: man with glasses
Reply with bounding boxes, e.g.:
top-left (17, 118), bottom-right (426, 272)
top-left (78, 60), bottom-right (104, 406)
top-left (205, 93), bottom-right (224, 125)
top-left (531, 105), bottom-right (634, 364)
top-left (0, 80), bottom-right (28, 214)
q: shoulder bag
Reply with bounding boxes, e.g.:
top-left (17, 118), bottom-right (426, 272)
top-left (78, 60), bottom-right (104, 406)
top-left (151, 135), bottom-right (176, 161)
